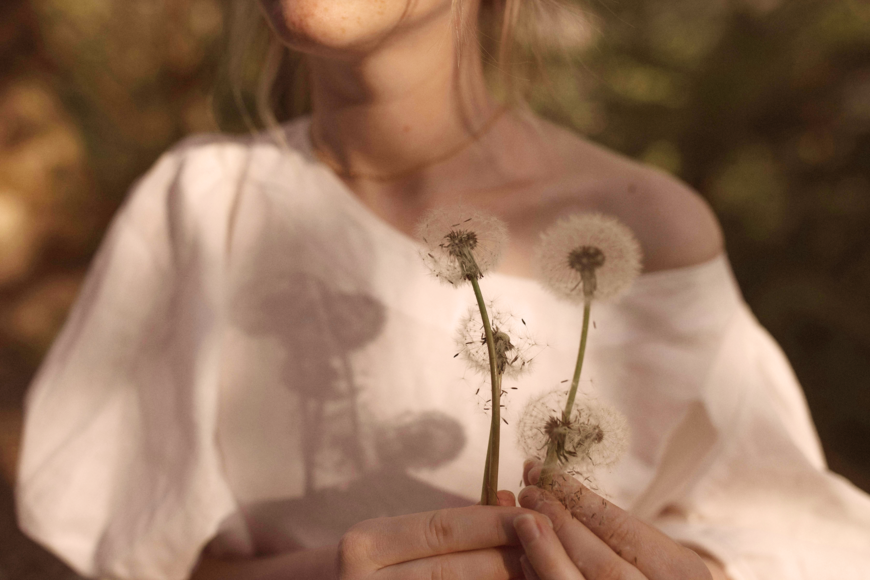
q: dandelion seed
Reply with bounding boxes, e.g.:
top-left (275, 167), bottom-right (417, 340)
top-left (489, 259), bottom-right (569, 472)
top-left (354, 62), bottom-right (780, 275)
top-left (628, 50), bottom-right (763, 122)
top-left (454, 353), bottom-right (459, 358)
top-left (534, 213), bottom-right (642, 302)
top-left (517, 389), bottom-right (630, 474)
top-left (416, 206), bottom-right (507, 285)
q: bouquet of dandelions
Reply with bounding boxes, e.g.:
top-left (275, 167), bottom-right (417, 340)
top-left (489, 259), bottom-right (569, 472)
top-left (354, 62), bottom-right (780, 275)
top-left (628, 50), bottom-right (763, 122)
top-left (416, 208), bottom-right (641, 505)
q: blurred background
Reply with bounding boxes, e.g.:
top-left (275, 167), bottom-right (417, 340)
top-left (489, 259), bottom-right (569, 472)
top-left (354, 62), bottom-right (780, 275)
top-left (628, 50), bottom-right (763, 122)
top-left (0, 0), bottom-right (868, 577)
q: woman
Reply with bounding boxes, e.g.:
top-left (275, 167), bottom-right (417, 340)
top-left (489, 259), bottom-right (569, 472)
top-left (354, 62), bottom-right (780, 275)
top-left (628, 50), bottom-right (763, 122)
top-left (16, 1), bottom-right (870, 579)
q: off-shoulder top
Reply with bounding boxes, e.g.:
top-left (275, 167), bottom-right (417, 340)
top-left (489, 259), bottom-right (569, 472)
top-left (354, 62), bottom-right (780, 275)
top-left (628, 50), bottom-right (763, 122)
top-left (16, 118), bottom-right (870, 580)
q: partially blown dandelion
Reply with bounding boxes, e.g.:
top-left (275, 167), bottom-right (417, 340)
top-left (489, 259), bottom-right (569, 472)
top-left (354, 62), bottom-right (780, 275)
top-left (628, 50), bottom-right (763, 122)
top-left (416, 206), bottom-right (509, 506)
top-left (518, 389), bottom-right (629, 475)
top-left (456, 304), bottom-right (537, 379)
top-left (531, 213), bottom-right (641, 488)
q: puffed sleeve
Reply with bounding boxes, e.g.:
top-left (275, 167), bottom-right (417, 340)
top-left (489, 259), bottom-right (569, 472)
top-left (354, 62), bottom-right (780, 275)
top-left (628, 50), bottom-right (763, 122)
top-left (636, 303), bottom-right (870, 579)
top-left (15, 136), bottom-right (247, 579)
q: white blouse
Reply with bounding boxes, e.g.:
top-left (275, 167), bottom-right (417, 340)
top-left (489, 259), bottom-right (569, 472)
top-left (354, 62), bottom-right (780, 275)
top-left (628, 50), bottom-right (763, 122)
top-left (16, 118), bottom-right (870, 580)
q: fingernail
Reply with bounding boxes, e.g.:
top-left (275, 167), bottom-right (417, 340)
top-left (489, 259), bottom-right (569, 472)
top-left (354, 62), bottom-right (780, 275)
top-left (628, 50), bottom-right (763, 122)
top-left (513, 514), bottom-right (540, 542)
top-left (542, 514), bottom-right (554, 529)
top-left (523, 458), bottom-right (536, 470)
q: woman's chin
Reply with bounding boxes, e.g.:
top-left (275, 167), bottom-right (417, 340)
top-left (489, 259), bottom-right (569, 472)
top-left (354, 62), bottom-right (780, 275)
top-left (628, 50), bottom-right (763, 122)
top-left (257, 0), bottom-right (410, 56)
top-left (271, 29), bottom-right (387, 59)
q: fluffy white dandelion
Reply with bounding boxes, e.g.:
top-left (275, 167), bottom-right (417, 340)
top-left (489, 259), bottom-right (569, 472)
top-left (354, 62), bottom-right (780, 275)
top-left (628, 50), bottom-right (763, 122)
top-left (535, 213), bottom-right (642, 302)
top-left (456, 303), bottom-right (538, 379)
top-left (416, 206), bottom-right (508, 286)
top-left (518, 389), bottom-right (629, 472)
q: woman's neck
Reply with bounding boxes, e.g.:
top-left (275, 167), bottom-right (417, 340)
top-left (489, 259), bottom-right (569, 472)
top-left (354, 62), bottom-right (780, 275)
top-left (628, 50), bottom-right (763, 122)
top-left (305, 3), bottom-right (521, 200)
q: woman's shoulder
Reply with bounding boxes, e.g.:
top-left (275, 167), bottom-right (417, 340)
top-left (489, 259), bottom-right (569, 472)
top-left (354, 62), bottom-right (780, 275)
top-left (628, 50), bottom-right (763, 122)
top-left (152, 117), bottom-right (316, 174)
top-left (521, 119), bottom-right (724, 274)
top-left (129, 132), bottom-right (254, 202)
top-left (122, 125), bottom-right (308, 221)
top-left (155, 128), bottom-right (291, 173)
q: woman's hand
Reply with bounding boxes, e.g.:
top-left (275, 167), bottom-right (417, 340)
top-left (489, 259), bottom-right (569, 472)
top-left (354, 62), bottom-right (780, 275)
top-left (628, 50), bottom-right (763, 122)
top-left (512, 461), bottom-right (721, 580)
top-left (336, 491), bottom-right (533, 580)
top-left (193, 492), bottom-right (537, 580)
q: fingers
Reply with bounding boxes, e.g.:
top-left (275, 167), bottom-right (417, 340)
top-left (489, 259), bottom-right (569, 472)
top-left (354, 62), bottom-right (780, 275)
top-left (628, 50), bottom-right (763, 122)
top-left (513, 514), bottom-right (585, 580)
top-left (476, 490), bottom-right (515, 507)
top-left (523, 459), bottom-right (537, 486)
top-left (518, 486), bottom-right (646, 580)
top-left (339, 505), bottom-right (528, 571)
top-left (374, 546), bottom-right (524, 580)
top-left (498, 490), bottom-right (518, 507)
top-left (520, 555), bottom-right (543, 580)
top-left (523, 463), bottom-right (709, 580)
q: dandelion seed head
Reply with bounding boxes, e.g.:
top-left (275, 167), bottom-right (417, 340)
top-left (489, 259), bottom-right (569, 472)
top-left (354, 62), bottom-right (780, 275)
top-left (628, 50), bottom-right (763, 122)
top-left (416, 206), bottom-right (508, 286)
top-left (568, 246), bottom-right (606, 273)
top-left (534, 213), bottom-right (642, 302)
top-left (456, 303), bottom-right (539, 379)
top-left (517, 389), bottom-right (630, 473)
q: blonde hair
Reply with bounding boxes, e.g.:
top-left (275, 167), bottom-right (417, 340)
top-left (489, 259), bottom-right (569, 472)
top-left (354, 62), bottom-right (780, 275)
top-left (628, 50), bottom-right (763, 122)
top-left (222, 0), bottom-right (589, 131)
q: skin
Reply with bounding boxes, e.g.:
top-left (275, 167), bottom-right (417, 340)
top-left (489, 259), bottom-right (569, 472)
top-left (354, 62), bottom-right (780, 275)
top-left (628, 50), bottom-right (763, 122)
top-left (192, 0), bottom-right (727, 578)
top-left (511, 461), bottom-right (730, 580)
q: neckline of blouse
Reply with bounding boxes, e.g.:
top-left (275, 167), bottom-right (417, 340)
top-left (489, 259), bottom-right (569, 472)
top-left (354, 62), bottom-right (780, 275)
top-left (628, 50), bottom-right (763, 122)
top-left (283, 115), bottom-right (730, 293)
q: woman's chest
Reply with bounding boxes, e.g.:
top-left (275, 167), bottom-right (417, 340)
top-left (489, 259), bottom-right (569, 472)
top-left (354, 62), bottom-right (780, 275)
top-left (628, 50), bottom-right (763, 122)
top-left (210, 183), bottom-right (725, 552)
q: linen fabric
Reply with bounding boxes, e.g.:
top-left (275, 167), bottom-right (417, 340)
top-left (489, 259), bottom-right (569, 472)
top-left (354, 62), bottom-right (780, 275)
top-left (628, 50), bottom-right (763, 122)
top-left (16, 119), bottom-right (870, 579)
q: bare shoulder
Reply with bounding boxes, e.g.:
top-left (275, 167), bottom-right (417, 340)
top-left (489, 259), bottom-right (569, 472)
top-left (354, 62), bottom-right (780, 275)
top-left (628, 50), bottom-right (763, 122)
top-left (521, 121), bottom-right (724, 273)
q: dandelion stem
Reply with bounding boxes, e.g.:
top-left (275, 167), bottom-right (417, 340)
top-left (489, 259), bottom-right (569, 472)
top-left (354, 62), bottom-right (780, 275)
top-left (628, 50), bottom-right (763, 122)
top-left (540, 298), bottom-right (592, 489)
top-left (481, 429), bottom-right (493, 501)
top-left (539, 441), bottom-right (560, 489)
top-left (470, 275), bottom-right (501, 506)
top-left (564, 299), bottom-right (592, 419)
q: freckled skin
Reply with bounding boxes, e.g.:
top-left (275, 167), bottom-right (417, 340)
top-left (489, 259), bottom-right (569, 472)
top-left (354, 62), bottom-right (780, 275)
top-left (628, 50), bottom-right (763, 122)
top-left (257, 0), bottom-right (452, 56)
